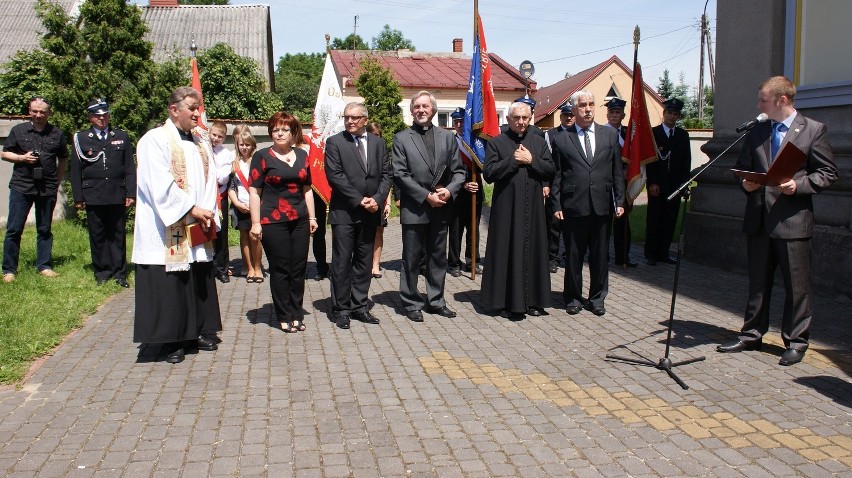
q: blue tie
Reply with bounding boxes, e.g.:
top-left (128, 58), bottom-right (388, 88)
top-left (770, 122), bottom-right (786, 163)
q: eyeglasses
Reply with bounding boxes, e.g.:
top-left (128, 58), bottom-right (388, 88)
top-left (343, 115), bottom-right (366, 121)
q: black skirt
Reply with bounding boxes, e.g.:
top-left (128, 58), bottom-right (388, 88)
top-left (233, 208), bottom-right (252, 231)
top-left (133, 261), bottom-right (223, 343)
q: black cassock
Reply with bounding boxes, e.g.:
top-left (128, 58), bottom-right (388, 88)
top-left (480, 130), bottom-right (555, 314)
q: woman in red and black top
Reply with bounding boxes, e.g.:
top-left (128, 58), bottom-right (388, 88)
top-left (249, 112), bottom-right (318, 333)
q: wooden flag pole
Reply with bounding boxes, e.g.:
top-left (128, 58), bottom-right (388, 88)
top-left (470, 169), bottom-right (478, 280)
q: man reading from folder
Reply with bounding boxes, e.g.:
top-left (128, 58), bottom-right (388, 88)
top-left (717, 76), bottom-right (837, 366)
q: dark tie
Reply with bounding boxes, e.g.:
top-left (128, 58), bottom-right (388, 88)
top-left (668, 128), bottom-right (674, 140)
top-left (770, 122), bottom-right (786, 163)
top-left (354, 135), bottom-right (367, 168)
top-left (582, 127), bottom-right (593, 159)
top-left (99, 130), bottom-right (107, 144)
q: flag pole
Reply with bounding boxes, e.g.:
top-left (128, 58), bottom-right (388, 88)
top-left (621, 26), bottom-right (640, 269)
top-left (469, 0), bottom-right (479, 281)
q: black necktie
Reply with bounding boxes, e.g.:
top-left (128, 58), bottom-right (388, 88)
top-left (668, 128), bottom-right (674, 140)
top-left (99, 130), bottom-right (107, 144)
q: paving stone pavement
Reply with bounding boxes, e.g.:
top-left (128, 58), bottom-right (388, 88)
top-left (1, 211), bottom-right (850, 477)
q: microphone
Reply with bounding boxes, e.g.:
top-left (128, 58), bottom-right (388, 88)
top-left (736, 113), bottom-right (769, 133)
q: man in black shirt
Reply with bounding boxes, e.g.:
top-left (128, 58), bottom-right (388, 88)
top-left (2, 97), bottom-right (69, 282)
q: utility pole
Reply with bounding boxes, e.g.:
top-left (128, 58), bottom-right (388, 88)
top-left (698, 0), bottom-right (708, 126)
top-left (352, 15), bottom-right (359, 50)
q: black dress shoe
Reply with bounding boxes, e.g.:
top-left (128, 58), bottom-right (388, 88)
top-left (406, 310), bottom-right (424, 322)
top-left (96, 278), bottom-right (108, 286)
top-left (352, 311), bottom-right (380, 324)
top-left (115, 278), bottom-right (130, 288)
top-left (425, 305), bottom-right (456, 318)
top-left (448, 268), bottom-right (462, 277)
top-left (779, 348), bottom-right (805, 366)
top-left (549, 263), bottom-right (558, 273)
top-left (615, 260), bottom-right (638, 268)
top-left (566, 305), bottom-right (582, 315)
top-left (165, 344), bottom-right (185, 364)
top-left (216, 273), bottom-right (230, 283)
top-left (585, 304), bottom-right (606, 316)
top-left (526, 307), bottom-right (548, 317)
top-left (197, 335), bottom-right (218, 351)
top-left (716, 340), bottom-right (762, 353)
top-left (337, 314), bottom-right (351, 329)
top-left (660, 256), bottom-right (678, 264)
top-left (501, 310), bottom-right (525, 320)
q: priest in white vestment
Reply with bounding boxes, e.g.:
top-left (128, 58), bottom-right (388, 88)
top-left (132, 86), bottom-right (223, 364)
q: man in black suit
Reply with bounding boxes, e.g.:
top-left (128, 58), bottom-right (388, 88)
top-left (70, 99), bottom-right (135, 287)
top-left (325, 102), bottom-right (392, 329)
top-left (603, 97), bottom-right (637, 268)
top-left (645, 98), bottom-right (692, 265)
top-left (717, 76), bottom-right (837, 366)
top-left (551, 90), bottom-right (625, 316)
top-left (543, 103), bottom-right (575, 273)
top-left (392, 91), bottom-right (466, 322)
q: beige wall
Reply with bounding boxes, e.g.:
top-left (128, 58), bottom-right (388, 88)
top-left (534, 63), bottom-right (664, 129)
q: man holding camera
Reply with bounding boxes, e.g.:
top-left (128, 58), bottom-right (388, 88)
top-left (2, 97), bottom-right (68, 283)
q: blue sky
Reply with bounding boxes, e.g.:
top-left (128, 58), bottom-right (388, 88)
top-left (139, 0), bottom-right (717, 90)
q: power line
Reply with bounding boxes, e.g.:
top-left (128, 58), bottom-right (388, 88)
top-left (531, 24), bottom-right (695, 64)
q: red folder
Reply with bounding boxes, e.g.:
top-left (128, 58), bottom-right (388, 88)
top-left (732, 142), bottom-right (807, 187)
top-left (186, 222), bottom-right (216, 246)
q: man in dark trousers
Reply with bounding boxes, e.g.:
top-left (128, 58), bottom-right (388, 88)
top-left (544, 103), bottom-right (575, 273)
top-left (645, 98), bottom-right (691, 265)
top-left (324, 102), bottom-right (392, 329)
top-left (70, 99), bottom-right (136, 287)
top-left (2, 96), bottom-right (68, 283)
top-left (393, 91), bottom-right (466, 322)
top-left (551, 90), bottom-right (625, 317)
top-left (603, 97), bottom-right (637, 267)
top-left (447, 107), bottom-right (483, 277)
top-left (717, 76), bottom-right (836, 366)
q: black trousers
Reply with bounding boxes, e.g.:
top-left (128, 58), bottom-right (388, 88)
top-left (312, 200), bottom-right (329, 276)
top-left (400, 222), bottom-right (448, 312)
top-left (85, 204), bottom-right (127, 280)
top-left (448, 197), bottom-right (482, 270)
top-left (547, 206), bottom-right (563, 266)
top-left (261, 218), bottom-right (310, 323)
top-left (563, 214), bottom-right (611, 309)
top-left (213, 194), bottom-right (229, 276)
top-left (740, 227), bottom-right (812, 350)
top-left (330, 222), bottom-right (376, 315)
top-left (644, 193), bottom-right (680, 260)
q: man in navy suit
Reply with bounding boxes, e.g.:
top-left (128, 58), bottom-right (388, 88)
top-left (392, 91), bottom-right (466, 322)
top-left (551, 90), bottom-right (625, 317)
top-left (325, 102), bottom-right (392, 329)
top-left (717, 76), bottom-right (837, 366)
top-left (70, 99), bottom-right (135, 287)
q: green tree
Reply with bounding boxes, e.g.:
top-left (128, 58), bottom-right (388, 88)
top-left (275, 52), bottom-right (325, 122)
top-left (657, 69), bottom-right (674, 99)
top-left (196, 43), bottom-right (282, 120)
top-left (330, 34), bottom-right (369, 50)
top-left (355, 56), bottom-right (405, 147)
top-left (371, 24), bottom-right (415, 51)
top-left (0, 50), bottom-right (52, 114)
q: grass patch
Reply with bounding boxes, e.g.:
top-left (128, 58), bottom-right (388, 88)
top-left (0, 220), bottom-right (130, 384)
top-left (627, 201), bottom-right (688, 244)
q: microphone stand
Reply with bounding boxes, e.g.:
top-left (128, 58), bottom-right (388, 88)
top-left (606, 126), bottom-right (754, 390)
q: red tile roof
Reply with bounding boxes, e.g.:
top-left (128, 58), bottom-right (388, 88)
top-left (330, 50), bottom-right (534, 92)
top-left (532, 55), bottom-right (664, 117)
